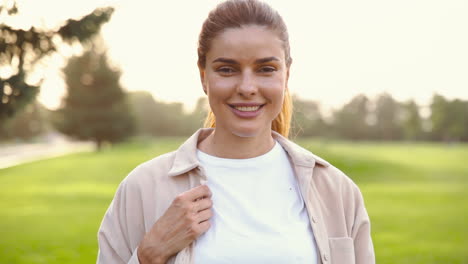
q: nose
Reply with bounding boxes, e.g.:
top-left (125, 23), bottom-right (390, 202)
top-left (237, 70), bottom-right (257, 97)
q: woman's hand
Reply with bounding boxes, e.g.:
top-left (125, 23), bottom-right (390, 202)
top-left (137, 185), bottom-right (213, 264)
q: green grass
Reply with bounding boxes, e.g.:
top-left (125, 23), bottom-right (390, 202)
top-left (1, 138), bottom-right (467, 263)
top-left (297, 139), bottom-right (468, 264)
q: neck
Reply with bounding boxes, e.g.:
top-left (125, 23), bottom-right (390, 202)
top-left (199, 128), bottom-right (275, 159)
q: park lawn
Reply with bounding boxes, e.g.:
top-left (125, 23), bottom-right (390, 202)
top-left (0, 138), bottom-right (467, 264)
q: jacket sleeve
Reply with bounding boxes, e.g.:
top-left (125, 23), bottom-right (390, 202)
top-left (97, 174), bottom-right (145, 264)
top-left (350, 185), bottom-right (375, 264)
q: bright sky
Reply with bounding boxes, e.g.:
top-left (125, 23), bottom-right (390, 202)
top-left (8, 0), bottom-right (468, 113)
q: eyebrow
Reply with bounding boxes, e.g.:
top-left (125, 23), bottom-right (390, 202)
top-left (212, 56), bottom-right (280, 65)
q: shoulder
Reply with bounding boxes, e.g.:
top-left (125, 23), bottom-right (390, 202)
top-left (314, 162), bottom-right (362, 196)
top-left (307, 153), bottom-right (367, 218)
top-left (113, 129), bottom-right (206, 198)
top-left (107, 150), bottom-right (181, 224)
top-left (123, 151), bottom-right (178, 188)
top-left (113, 150), bottom-right (178, 199)
top-left (279, 137), bottom-right (362, 200)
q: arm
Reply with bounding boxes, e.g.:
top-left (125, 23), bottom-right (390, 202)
top-left (97, 178), bottom-right (143, 264)
top-left (351, 185), bottom-right (375, 264)
top-left (97, 169), bottom-right (213, 264)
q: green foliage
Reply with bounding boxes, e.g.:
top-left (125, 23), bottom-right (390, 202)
top-left (292, 93), bottom-right (468, 142)
top-left (128, 91), bottom-right (206, 137)
top-left (291, 96), bottom-right (327, 138)
top-left (332, 94), bottom-right (372, 140)
top-left (372, 93), bottom-right (403, 140)
top-left (0, 101), bottom-right (46, 141)
top-left (430, 94), bottom-right (468, 141)
top-left (0, 1), bottom-right (114, 121)
top-left (400, 100), bottom-right (423, 140)
top-left (53, 49), bottom-right (134, 149)
top-left (0, 139), bottom-right (467, 263)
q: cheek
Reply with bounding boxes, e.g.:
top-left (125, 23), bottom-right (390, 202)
top-left (261, 77), bottom-right (286, 102)
top-left (206, 76), bottom-right (235, 96)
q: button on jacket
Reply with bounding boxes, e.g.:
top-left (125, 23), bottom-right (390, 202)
top-left (97, 128), bottom-right (375, 264)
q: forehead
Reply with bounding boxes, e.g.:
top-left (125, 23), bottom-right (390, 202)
top-left (207, 25), bottom-right (285, 62)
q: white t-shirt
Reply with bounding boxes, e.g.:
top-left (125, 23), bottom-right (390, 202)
top-left (194, 141), bottom-right (318, 264)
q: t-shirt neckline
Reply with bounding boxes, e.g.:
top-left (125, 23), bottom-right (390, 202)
top-left (196, 141), bottom-right (281, 167)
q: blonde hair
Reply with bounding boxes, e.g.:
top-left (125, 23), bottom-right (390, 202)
top-left (199, 0), bottom-right (293, 138)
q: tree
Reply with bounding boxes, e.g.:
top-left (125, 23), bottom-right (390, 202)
top-left (128, 91), bottom-right (160, 136)
top-left (291, 96), bottom-right (327, 138)
top-left (0, 101), bottom-right (46, 141)
top-left (372, 93), bottom-right (403, 140)
top-left (129, 91), bottom-right (207, 137)
top-left (332, 94), bottom-right (371, 140)
top-left (187, 97), bottom-right (209, 132)
top-left (430, 94), bottom-right (449, 141)
top-left (0, 1), bottom-right (114, 121)
top-left (400, 100), bottom-right (422, 140)
top-left (53, 49), bottom-right (134, 150)
top-left (445, 99), bottom-right (468, 141)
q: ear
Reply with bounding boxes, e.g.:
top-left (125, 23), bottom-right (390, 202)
top-left (198, 65), bottom-right (207, 95)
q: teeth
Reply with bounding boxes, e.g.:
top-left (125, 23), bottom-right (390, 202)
top-left (234, 106), bottom-right (260, 112)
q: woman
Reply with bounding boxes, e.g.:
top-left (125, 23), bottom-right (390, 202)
top-left (97, 0), bottom-right (375, 263)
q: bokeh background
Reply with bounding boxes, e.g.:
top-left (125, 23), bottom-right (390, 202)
top-left (1, 0), bottom-right (467, 263)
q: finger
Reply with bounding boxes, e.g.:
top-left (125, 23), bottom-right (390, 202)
top-left (194, 198), bottom-right (213, 212)
top-left (197, 220), bottom-right (211, 233)
top-left (196, 208), bottom-right (213, 223)
top-left (185, 185), bottom-right (212, 201)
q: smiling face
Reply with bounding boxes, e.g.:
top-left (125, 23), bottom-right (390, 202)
top-left (199, 25), bottom-right (289, 139)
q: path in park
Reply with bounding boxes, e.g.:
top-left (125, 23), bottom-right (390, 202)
top-left (0, 136), bottom-right (94, 169)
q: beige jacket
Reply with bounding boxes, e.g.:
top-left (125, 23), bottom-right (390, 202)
top-left (97, 128), bottom-right (375, 264)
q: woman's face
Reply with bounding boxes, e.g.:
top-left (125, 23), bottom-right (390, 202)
top-left (199, 25), bottom-right (289, 138)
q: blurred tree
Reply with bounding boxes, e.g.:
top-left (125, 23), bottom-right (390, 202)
top-left (400, 100), bottom-right (422, 140)
top-left (0, 1), bottom-right (114, 121)
top-left (429, 94), bottom-right (468, 142)
top-left (155, 102), bottom-right (189, 136)
top-left (332, 94), bottom-right (371, 140)
top-left (372, 93), bottom-right (403, 140)
top-left (187, 97), bottom-right (209, 132)
top-left (128, 91), bottom-right (160, 136)
top-left (53, 49), bottom-right (134, 150)
top-left (291, 96), bottom-right (327, 138)
top-left (0, 101), bottom-right (46, 141)
top-left (430, 94), bottom-right (449, 141)
top-left (431, 94), bottom-right (449, 140)
top-left (462, 100), bottom-right (468, 142)
top-left (128, 91), bottom-right (205, 137)
top-left (447, 99), bottom-right (468, 141)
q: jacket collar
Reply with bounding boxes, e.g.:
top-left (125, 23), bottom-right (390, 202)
top-left (167, 128), bottom-right (329, 177)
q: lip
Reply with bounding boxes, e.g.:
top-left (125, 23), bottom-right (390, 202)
top-left (228, 103), bottom-right (265, 118)
top-left (228, 102), bottom-right (265, 107)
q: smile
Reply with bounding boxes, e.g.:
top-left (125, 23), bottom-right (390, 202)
top-left (228, 104), bottom-right (265, 118)
top-left (233, 105), bottom-right (261, 112)
top-left (228, 104), bottom-right (265, 112)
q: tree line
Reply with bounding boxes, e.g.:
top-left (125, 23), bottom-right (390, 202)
top-left (2, 86), bottom-right (468, 146)
top-left (292, 93), bottom-right (468, 141)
